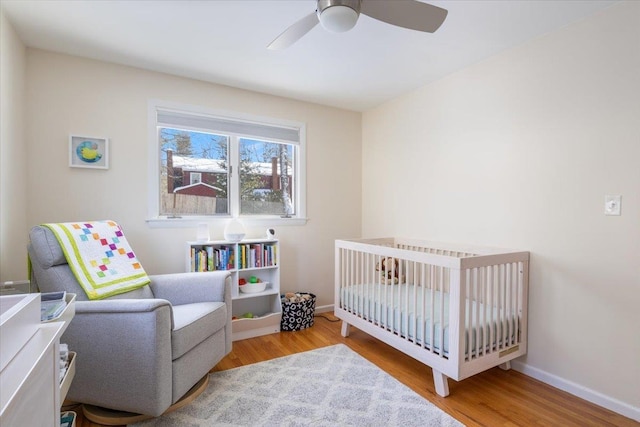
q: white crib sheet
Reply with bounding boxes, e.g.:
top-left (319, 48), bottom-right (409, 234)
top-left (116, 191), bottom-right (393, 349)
top-left (341, 283), bottom-right (517, 356)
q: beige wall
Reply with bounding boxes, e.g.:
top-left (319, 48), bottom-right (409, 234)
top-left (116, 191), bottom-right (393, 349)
top-left (21, 50), bottom-right (361, 307)
top-left (362, 1), bottom-right (639, 414)
top-left (0, 9), bottom-right (28, 282)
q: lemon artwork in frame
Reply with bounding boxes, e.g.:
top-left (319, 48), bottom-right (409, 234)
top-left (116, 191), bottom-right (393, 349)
top-left (69, 135), bottom-right (109, 169)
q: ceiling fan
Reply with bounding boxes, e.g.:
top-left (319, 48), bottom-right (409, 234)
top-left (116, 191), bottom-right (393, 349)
top-left (268, 0), bottom-right (448, 50)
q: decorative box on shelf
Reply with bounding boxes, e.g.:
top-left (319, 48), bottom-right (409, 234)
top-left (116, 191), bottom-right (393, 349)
top-left (42, 293), bottom-right (76, 336)
top-left (60, 410), bottom-right (76, 427)
top-left (186, 238), bottom-right (282, 341)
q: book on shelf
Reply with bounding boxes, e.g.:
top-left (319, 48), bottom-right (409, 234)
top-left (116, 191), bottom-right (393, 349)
top-left (41, 291), bottom-right (67, 321)
top-left (251, 243), bottom-right (262, 268)
top-left (206, 246), bottom-right (214, 271)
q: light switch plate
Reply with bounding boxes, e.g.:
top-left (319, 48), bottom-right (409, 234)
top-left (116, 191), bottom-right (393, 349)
top-left (604, 195), bottom-right (621, 216)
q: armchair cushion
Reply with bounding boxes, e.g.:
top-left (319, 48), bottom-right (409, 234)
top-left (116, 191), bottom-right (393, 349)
top-left (29, 224), bottom-right (67, 268)
top-left (171, 301), bottom-right (227, 359)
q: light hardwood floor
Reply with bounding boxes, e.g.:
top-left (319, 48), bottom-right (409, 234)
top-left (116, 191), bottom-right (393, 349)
top-left (73, 313), bottom-right (638, 427)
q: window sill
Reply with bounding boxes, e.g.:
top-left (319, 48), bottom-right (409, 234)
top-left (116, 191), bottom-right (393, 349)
top-left (146, 216), bottom-right (308, 229)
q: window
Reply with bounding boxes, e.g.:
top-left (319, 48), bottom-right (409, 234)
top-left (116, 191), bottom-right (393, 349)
top-left (148, 101), bottom-right (306, 224)
top-left (189, 172), bottom-right (202, 185)
top-left (238, 138), bottom-right (296, 216)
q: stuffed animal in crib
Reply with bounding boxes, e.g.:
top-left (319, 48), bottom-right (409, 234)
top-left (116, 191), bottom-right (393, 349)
top-left (376, 257), bottom-right (404, 285)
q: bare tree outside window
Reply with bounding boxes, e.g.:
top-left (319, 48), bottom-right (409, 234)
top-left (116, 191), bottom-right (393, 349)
top-left (160, 128), bottom-right (229, 216)
top-left (239, 138), bottom-right (295, 216)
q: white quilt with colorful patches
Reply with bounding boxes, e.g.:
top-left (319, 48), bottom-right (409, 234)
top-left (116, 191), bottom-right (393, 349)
top-left (44, 220), bottom-right (150, 300)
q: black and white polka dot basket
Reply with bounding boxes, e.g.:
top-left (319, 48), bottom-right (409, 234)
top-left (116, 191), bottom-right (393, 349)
top-left (280, 293), bottom-right (316, 331)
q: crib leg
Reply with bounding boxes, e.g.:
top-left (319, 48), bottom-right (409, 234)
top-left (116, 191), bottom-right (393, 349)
top-left (341, 321), bottom-right (350, 337)
top-left (499, 361), bottom-right (511, 371)
top-left (432, 369), bottom-right (450, 397)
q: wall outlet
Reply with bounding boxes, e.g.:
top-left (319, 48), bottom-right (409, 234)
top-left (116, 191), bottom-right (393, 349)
top-left (604, 195), bottom-right (621, 216)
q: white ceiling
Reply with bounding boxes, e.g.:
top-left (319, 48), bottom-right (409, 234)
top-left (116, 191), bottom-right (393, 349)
top-left (2, 0), bottom-right (618, 112)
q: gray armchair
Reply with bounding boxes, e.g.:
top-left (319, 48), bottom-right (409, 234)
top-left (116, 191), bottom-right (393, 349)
top-left (27, 225), bottom-right (232, 418)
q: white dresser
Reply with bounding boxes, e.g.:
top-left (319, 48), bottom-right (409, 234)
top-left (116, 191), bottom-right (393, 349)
top-left (0, 293), bottom-right (76, 427)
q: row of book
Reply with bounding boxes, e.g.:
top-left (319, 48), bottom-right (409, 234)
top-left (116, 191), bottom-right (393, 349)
top-left (238, 243), bottom-right (277, 269)
top-left (190, 244), bottom-right (277, 272)
top-left (190, 245), bottom-right (234, 272)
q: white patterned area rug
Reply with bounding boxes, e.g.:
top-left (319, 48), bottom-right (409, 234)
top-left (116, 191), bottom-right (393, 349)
top-left (132, 344), bottom-right (464, 427)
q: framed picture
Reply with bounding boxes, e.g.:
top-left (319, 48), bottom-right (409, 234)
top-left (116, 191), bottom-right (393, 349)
top-left (69, 135), bottom-right (109, 169)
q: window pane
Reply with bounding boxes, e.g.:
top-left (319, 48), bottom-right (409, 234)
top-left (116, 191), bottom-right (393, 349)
top-left (239, 138), bottom-right (295, 216)
top-left (160, 128), bottom-right (229, 216)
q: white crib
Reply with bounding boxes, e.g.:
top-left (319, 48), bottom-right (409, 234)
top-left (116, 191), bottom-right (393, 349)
top-left (335, 237), bottom-right (529, 397)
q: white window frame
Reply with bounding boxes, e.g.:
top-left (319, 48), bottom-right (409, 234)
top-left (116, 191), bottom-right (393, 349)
top-left (189, 172), bottom-right (202, 185)
top-left (147, 100), bottom-right (307, 227)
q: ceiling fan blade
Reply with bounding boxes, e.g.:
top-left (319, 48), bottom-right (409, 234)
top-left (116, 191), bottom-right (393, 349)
top-left (361, 0), bottom-right (448, 33)
top-left (268, 12), bottom-right (320, 50)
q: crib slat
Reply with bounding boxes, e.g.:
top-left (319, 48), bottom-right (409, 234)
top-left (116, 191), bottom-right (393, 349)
top-left (510, 263), bottom-right (515, 346)
top-left (388, 258), bottom-right (393, 333)
top-left (403, 259), bottom-right (409, 341)
top-left (451, 265), bottom-right (465, 368)
top-left (517, 261), bottom-right (523, 343)
top-left (497, 264), bottom-right (502, 351)
top-left (505, 262), bottom-right (511, 347)
top-left (488, 265), bottom-right (498, 353)
top-left (439, 265), bottom-right (445, 357)
top-left (368, 253), bottom-right (373, 322)
top-left (500, 264), bottom-right (506, 350)
top-left (473, 268), bottom-right (480, 359)
top-left (351, 249), bottom-right (355, 313)
top-left (430, 265), bottom-right (436, 354)
top-left (504, 264), bottom-right (509, 349)
top-left (420, 263), bottom-right (426, 349)
top-left (465, 269), bottom-right (472, 361)
top-left (412, 261), bottom-right (418, 346)
top-left (480, 267), bottom-right (487, 357)
top-left (473, 268), bottom-right (478, 360)
top-left (359, 250), bottom-right (364, 316)
top-left (340, 248), bottom-right (345, 309)
top-left (375, 254), bottom-right (380, 326)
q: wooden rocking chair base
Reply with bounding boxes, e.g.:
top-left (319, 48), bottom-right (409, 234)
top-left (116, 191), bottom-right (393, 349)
top-left (82, 374), bottom-right (209, 425)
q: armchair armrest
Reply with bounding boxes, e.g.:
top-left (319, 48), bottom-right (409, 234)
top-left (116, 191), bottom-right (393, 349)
top-left (149, 271), bottom-right (233, 356)
top-left (63, 299), bottom-right (173, 416)
top-left (149, 271), bottom-right (231, 306)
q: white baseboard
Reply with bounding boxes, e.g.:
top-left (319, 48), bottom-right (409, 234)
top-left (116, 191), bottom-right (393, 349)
top-left (511, 360), bottom-right (639, 422)
top-left (315, 304), bottom-right (334, 314)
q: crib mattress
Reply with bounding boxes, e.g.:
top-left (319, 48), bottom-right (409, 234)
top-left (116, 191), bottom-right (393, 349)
top-left (340, 283), bottom-right (518, 356)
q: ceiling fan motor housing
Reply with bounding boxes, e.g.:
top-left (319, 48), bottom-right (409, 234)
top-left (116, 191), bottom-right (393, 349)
top-left (317, 0), bottom-right (362, 33)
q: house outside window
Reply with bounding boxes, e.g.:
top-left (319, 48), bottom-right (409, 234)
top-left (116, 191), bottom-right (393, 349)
top-left (148, 101), bottom-right (306, 225)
